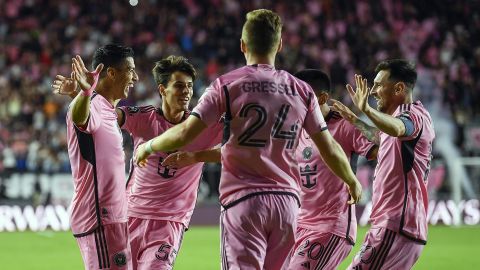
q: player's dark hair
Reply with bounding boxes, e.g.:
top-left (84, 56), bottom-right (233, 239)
top-left (375, 59), bottom-right (417, 91)
top-left (92, 44), bottom-right (134, 78)
top-left (152, 55), bottom-right (196, 87)
top-left (294, 69), bottom-right (331, 95)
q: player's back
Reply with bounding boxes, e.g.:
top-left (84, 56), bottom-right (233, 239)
top-left (296, 110), bottom-right (376, 243)
top-left (217, 64), bottom-right (326, 207)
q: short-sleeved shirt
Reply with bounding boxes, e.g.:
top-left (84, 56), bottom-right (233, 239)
top-left (66, 93), bottom-right (127, 236)
top-left (370, 101), bottom-right (435, 244)
top-left (192, 64), bottom-right (327, 207)
top-left (119, 106), bottom-right (222, 227)
top-left (296, 110), bottom-right (376, 244)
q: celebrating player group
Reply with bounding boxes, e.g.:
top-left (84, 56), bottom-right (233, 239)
top-left (52, 8), bottom-right (435, 270)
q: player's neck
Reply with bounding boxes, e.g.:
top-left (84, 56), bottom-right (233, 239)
top-left (245, 53), bottom-right (275, 66)
top-left (161, 102), bottom-right (185, 124)
top-left (388, 94), bottom-right (413, 115)
top-left (95, 82), bottom-right (118, 107)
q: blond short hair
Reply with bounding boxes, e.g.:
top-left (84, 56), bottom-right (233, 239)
top-left (241, 9), bottom-right (283, 56)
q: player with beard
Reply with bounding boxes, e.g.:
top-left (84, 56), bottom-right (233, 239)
top-left (333, 59), bottom-right (435, 269)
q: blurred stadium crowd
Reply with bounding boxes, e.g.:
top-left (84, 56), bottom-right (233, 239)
top-left (0, 0), bottom-right (479, 199)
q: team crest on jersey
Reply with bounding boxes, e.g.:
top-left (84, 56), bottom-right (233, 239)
top-left (158, 157), bottom-right (177, 178)
top-left (126, 106), bottom-right (140, 114)
top-left (302, 147), bottom-right (313, 160)
top-left (300, 165), bottom-right (317, 189)
top-left (113, 252), bottom-right (127, 266)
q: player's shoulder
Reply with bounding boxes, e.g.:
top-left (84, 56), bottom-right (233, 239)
top-left (396, 101), bottom-right (431, 119)
top-left (325, 109), bottom-right (343, 122)
top-left (280, 70), bottom-right (311, 88)
top-left (326, 110), bottom-right (353, 132)
top-left (214, 66), bottom-right (253, 87)
top-left (121, 105), bottom-right (157, 116)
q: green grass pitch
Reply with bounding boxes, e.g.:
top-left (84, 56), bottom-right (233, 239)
top-left (0, 226), bottom-right (479, 269)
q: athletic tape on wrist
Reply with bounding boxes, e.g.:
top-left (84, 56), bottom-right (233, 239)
top-left (81, 72), bottom-right (100, 97)
top-left (145, 140), bottom-right (154, 154)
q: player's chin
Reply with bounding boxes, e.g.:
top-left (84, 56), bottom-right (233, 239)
top-left (122, 88), bottom-right (130, 98)
top-left (178, 102), bottom-right (190, 111)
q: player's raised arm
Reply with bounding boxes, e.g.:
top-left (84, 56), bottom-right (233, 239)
top-left (331, 99), bottom-right (380, 145)
top-left (309, 129), bottom-right (362, 204)
top-left (347, 74), bottom-right (408, 138)
top-left (135, 115), bottom-right (207, 167)
top-left (69, 55), bottom-right (103, 127)
top-left (52, 71), bottom-right (79, 99)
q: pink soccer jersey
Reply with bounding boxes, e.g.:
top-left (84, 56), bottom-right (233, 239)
top-left (66, 93), bottom-right (128, 236)
top-left (370, 101), bottom-right (435, 243)
top-left (119, 105), bottom-right (222, 227)
top-left (296, 110), bottom-right (376, 243)
top-left (192, 64), bottom-right (327, 207)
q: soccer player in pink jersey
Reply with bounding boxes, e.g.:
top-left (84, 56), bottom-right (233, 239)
top-left (162, 69), bottom-right (378, 270)
top-left (289, 70), bottom-right (378, 270)
top-left (56, 44), bottom-right (138, 270)
top-left (333, 59), bottom-right (435, 269)
top-left (135, 9), bottom-right (362, 270)
top-left (55, 55), bottom-right (222, 269)
top-left (118, 56), bottom-right (222, 270)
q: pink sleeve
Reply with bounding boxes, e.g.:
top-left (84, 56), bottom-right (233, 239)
top-left (206, 121), bottom-right (224, 147)
top-left (192, 82), bottom-right (225, 127)
top-left (303, 93), bottom-right (327, 135)
top-left (397, 107), bottom-right (422, 141)
top-left (72, 100), bottom-right (102, 134)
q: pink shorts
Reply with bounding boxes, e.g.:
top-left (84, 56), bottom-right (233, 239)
top-left (347, 227), bottom-right (424, 270)
top-left (128, 217), bottom-right (185, 270)
top-left (76, 223), bottom-right (132, 270)
top-left (221, 193), bottom-right (299, 270)
top-left (289, 228), bottom-right (353, 270)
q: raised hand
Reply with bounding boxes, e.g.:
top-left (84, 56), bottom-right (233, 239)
top-left (162, 151), bottom-right (196, 169)
top-left (71, 55), bottom-right (103, 93)
top-left (346, 74), bottom-right (371, 113)
top-left (332, 99), bottom-right (380, 144)
top-left (52, 72), bottom-right (78, 98)
top-left (331, 99), bottom-right (359, 124)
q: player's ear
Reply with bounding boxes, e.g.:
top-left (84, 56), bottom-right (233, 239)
top-left (394, 82), bottom-right (406, 95)
top-left (277, 38), bottom-right (283, 53)
top-left (106, 67), bottom-right (115, 79)
top-left (240, 39), bottom-right (247, 54)
top-left (158, 84), bottom-right (166, 97)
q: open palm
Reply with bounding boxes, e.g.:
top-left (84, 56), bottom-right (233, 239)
top-left (72, 55), bottom-right (103, 92)
top-left (346, 74), bottom-right (370, 112)
top-left (52, 72), bottom-right (78, 98)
